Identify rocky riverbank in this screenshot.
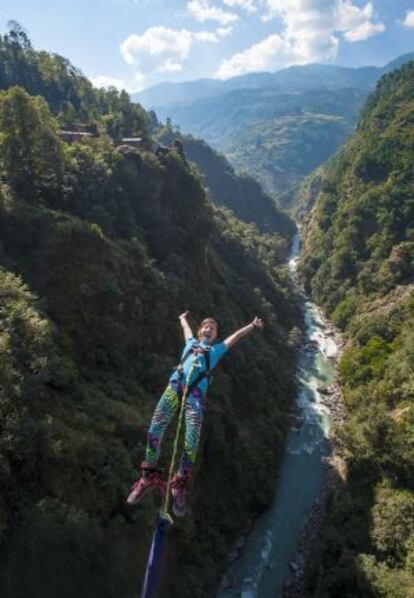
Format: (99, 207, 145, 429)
(281, 318, 347, 598)
(216, 232, 348, 598)
(217, 314, 347, 597)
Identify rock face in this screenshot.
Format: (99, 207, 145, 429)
(296, 61, 414, 597)
(219, 574, 232, 590)
(281, 306, 347, 597)
(156, 129, 296, 239)
(281, 460, 342, 598)
(218, 261, 347, 598)
(0, 34, 303, 598)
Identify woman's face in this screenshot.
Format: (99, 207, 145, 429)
(199, 321, 218, 344)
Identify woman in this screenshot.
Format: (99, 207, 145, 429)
(127, 311, 263, 516)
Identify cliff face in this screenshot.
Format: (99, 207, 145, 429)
(299, 62, 414, 316)
(156, 127, 295, 240)
(0, 31, 300, 598)
(139, 55, 414, 202)
(298, 63, 414, 597)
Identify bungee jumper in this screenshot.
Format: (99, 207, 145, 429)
(127, 311, 264, 515)
(127, 312, 263, 598)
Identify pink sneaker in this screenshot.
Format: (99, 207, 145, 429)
(126, 471, 163, 505)
(171, 472, 191, 517)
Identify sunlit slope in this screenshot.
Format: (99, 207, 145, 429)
(137, 54, 414, 200)
(299, 61, 414, 598)
(0, 26, 300, 598)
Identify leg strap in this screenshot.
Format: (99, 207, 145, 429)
(170, 472, 192, 489)
(141, 461, 164, 474)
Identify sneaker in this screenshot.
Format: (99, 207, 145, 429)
(126, 471, 162, 505)
(171, 472, 191, 517)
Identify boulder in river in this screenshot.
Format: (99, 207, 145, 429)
(317, 385, 332, 395)
(305, 340, 318, 352)
(234, 536, 246, 550)
(219, 574, 232, 590)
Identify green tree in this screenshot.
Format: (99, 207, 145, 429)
(0, 86, 65, 201)
(372, 487, 414, 564)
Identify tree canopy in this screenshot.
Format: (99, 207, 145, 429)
(299, 62, 414, 597)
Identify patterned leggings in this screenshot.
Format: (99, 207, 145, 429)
(145, 381, 206, 475)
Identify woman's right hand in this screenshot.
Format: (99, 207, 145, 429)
(179, 310, 190, 320)
(251, 316, 264, 329)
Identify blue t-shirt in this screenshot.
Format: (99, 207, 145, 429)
(170, 336, 227, 394)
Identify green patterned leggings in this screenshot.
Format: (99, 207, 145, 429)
(145, 381, 206, 475)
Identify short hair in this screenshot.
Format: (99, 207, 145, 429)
(197, 317, 219, 339)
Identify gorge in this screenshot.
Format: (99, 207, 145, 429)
(0, 21, 413, 598)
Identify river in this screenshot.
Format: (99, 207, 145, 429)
(217, 233, 341, 598)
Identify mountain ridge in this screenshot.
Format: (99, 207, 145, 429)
(298, 60, 414, 598)
(133, 52, 414, 201)
(155, 124, 295, 239)
(134, 52, 414, 109)
(0, 25, 300, 598)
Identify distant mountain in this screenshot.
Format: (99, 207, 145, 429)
(150, 84, 367, 200)
(133, 53, 414, 109)
(383, 51, 414, 72)
(156, 127, 295, 239)
(134, 53, 414, 200)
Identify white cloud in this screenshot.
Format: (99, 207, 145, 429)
(216, 0, 385, 78)
(344, 20, 384, 41)
(261, 0, 384, 42)
(335, 1, 384, 40)
(162, 59, 184, 72)
(120, 25, 225, 80)
(216, 32, 338, 79)
(216, 34, 297, 78)
(217, 26, 234, 37)
(91, 75, 130, 91)
(402, 10, 414, 28)
(194, 30, 220, 42)
(188, 0, 239, 25)
(223, 0, 256, 13)
(121, 27, 193, 68)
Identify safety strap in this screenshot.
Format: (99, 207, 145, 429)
(187, 349, 211, 393)
(178, 344, 195, 368)
(176, 342, 212, 393)
(160, 360, 198, 519)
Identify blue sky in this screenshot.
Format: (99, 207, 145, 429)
(1, 0, 413, 91)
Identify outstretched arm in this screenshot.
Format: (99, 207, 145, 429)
(179, 311, 194, 343)
(223, 316, 263, 350)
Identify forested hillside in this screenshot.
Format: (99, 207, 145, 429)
(0, 22, 150, 143)
(141, 55, 414, 203)
(153, 86, 366, 202)
(0, 22, 295, 240)
(299, 62, 414, 597)
(156, 124, 294, 238)
(0, 25, 300, 598)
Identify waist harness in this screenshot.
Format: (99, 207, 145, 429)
(174, 342, 212, 394)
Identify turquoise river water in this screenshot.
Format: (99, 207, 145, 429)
(217, 234, 340, 598)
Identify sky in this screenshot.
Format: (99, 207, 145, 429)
(1, 0, 413, 92)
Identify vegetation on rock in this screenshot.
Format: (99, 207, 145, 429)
(153, 86, 366, 202)
(299, 61, 414, 597)
(0, 24, 300, 598)
(141, 55, 414, 205)
(156, 123, 295, 239)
